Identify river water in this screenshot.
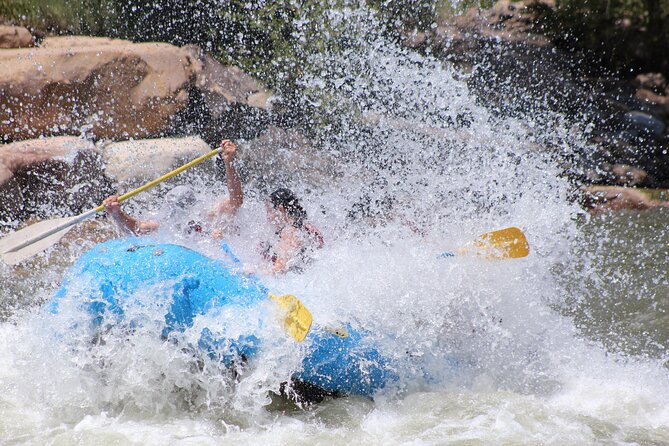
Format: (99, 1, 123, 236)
(1, 5, 668, 445)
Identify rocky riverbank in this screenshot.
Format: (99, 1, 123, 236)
(0, 29, 286, 229)
(405, 0, 668, 212)
(413, 1, 669, 190)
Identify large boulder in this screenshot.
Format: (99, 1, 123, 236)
(173, 46, 273, 145)
(581, 186, 669, 213)
(191, 47, 272, 119)
(0, 136, 97, 186)
(633, 73, 667, 95)
(0, 25, 33, 49)
(634, 89, 669, 119)
(101, 136, 212, 185)
(0, 135, 219, 230)
(0, 36, 272, 143)
(0, 137, 111, 228)
(0, 36, 199, 141)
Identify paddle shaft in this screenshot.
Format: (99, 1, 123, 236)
(101, 147, 223, 210)
(4, 209, 97, 254)
(3, 147, 222, 255)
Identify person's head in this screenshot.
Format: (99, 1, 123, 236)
(267, 188, 306, 228)
(165, 185, 197, 217)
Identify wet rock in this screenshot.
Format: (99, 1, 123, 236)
(608, 164, 650, 186)
(101, 136, 212, 185)
(0, 162, 11, 185)
(447, 0, 551, 46)
(622, 111, 666, 138)
(634, 88, 669, 105)
(430, 25, 475, 68)
(592, 135, 669, 187)
(174, 45, 273, 144)
(0, 135, 224, 229)
(190, 46, 271, 117)
(0, 136, 112, 228)
(633, 73, 667, 94)
(634, 89, 669, 118)
(0, 36, 271, 143)
(0, 25, 33, 49)
(401, 30, 428, 50)
(0, 136, 96, 187)
(0, 36, 199, 141)
(581, 186, 669, 213)
(489, 0, 526, 23)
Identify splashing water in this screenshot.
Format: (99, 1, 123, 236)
(1, 5, 668, 445)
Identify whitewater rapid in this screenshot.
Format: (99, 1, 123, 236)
(1, 5, 668, 445)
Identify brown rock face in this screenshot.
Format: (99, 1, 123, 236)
(0, 36, 201, 142)
(635, 88, 669, 105)
(101, 136, 212, 184)
(0, 136, 96, 186)
(0, 26, 33, 49)
(633, 73, 667, 94)
(609, 164, 649, 187)
(0, 37, 274, 228)
(0, 136, 112, 228)
(191, 47, 270, 119)
(582, 186, 669, 213)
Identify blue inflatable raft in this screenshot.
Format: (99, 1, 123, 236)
(49, 238, 398, 399)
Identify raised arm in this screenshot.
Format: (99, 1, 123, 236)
(209, 139, 244, 219)
(103, 195, 159, 235)
(222, 139, 243, 213)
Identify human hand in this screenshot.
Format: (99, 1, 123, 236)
(103, 195, 122, 216)
(220, 139, 237, 163)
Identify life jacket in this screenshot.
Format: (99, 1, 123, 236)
(303, 222, 325, 249)
(259, 222, 325, 268)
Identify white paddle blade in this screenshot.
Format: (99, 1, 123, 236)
(1, 217, 77, 265)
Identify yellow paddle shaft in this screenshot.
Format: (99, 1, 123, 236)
(93, 147, 222, 212)
(2, 147, 222, 257)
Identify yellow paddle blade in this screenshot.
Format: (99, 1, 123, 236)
(471, 227, 529, 259)
(268, 293, 313, 342)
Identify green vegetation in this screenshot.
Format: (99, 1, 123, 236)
(0, 0, 104, 34)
